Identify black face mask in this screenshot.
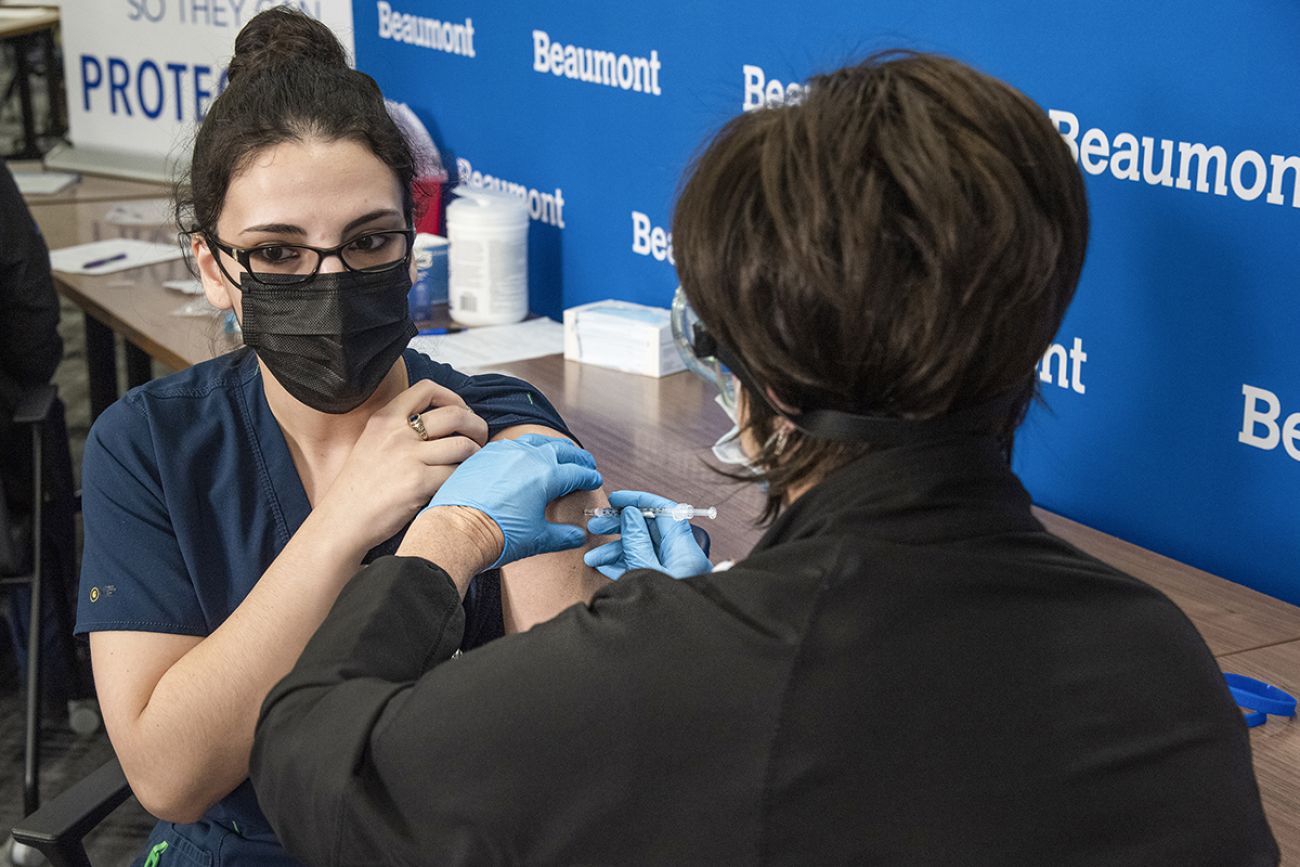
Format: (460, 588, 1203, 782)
(239, 268, 417, 414)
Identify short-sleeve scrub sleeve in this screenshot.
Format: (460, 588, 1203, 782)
(75, 398, 206, 637)
(405, 350, 577, 443)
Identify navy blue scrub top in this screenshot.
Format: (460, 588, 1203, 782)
(75, 346, 574, 865)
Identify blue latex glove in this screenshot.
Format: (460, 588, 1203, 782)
(424, 434, 603, 569)
(583, 490, 713, 580)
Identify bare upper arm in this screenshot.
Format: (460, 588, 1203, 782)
(489, 425, 612, 632)
(489, 423, 576, 445)
(488, 424, 607, 524)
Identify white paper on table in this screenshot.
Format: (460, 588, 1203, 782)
(409, 318, 564, 371)
(13, 172, 79, 196)
(49, 239, 184, 275)
(104, 198, 174, 227)
(163, 278, 204, 295)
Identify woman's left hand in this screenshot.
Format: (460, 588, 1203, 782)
(414, 434, 603, 572)
(313, 380, 489, 557)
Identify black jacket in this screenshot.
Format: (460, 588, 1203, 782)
(252, 435, 1278, 866)
(0, 160, 62, 513)
(0, 161, 61, 412)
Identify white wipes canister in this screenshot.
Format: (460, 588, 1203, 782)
(446, 187, 529, 326)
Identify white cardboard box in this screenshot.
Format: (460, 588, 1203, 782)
(563, 300, 685, 378)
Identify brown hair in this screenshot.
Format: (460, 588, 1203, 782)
(176, 7, 415, 237)
(673, 51, 1089, 522)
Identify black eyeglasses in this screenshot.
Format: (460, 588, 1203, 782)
(205, 228, 416, 287)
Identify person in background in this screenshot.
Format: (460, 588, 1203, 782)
(0, 162, 60, 408)
(251, 51, 1278, 865)
(0, 160, 87, 721)
(73, 9, 606, 867)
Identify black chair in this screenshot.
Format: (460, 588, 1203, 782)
(11, 757, 132, 867)
(1, 386, 104, 867)
(3, 388, 128, 864)
(0, 384, 60, 819)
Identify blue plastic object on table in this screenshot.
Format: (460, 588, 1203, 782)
(1224, 673, 1296, 729)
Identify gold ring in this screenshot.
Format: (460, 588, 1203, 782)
(407, 413, 430, 441)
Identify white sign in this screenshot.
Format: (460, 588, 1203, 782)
(57, 1, 354, 176)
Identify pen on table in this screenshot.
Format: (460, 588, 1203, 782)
(82, 252, 128, 270)
(417, 325, 464, 336)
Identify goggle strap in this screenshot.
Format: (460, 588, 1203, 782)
(790, 391, 1020, 445)
(691, 322, 719, 358)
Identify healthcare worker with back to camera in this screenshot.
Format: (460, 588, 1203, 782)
(250, 51, 1278, 865)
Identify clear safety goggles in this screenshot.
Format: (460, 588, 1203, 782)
(670, 286, 737, 413)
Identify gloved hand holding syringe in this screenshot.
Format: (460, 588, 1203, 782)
(584, 491, 716, 580)
(584, 504, 717, 522)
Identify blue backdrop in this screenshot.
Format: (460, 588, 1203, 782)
(354, 0, 1300, 604)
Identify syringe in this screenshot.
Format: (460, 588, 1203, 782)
(585, 505, 718, 522)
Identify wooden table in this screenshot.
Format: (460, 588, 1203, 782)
(29, 198, 1300, 859)
(33, 198, 239, 418)
(1215, 640, 1300, 852)
(0, 6, 61, 159)
(13, 160, 174, 206)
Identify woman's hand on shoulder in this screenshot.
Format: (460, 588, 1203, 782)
(314, 380, 489, 553)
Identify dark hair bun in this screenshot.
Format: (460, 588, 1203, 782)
(226, 7, 348, 84)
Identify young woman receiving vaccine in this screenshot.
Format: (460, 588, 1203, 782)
(73, 9, 605, 865)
